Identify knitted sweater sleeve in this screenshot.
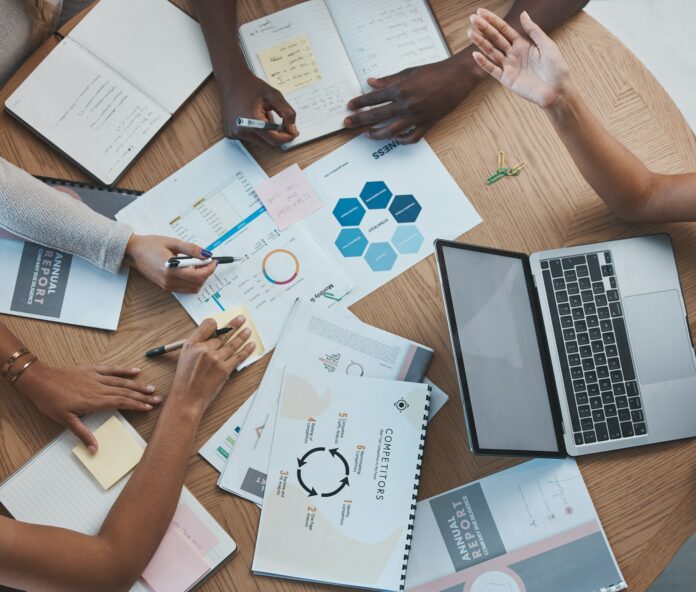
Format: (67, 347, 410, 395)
(0, 158, 133, 273)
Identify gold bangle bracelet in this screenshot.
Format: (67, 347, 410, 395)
(8, 355, 38, 384)
(2, 348, 29, 377)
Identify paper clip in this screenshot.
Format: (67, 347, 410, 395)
(323, 292, 342, 302)
(497, 150, 505, 171)
(507, 162, 527, 176)
(486, 169, 509, 185)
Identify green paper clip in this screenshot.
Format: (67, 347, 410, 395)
(323, 292, 342, 302)
(486, 169, 510, 185)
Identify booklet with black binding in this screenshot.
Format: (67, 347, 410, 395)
(4, 0, 212, 185)
(0, 178, 140, 330)
(253, 367, 431, 591)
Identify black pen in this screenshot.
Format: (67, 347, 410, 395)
(145, 327, 232, 358)
(165, 256, 237, 269)
(235, 116, 284, 131)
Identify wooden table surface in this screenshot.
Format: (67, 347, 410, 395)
(2, 1, 696, 590)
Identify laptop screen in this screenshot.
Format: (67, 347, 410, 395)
(437, 242, 563, 455)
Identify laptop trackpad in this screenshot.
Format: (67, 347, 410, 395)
(624, 290, 696, 385)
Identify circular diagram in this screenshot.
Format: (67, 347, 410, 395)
(262, 249, 300, 285)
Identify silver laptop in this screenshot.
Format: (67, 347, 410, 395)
(434, 234, 696, 457)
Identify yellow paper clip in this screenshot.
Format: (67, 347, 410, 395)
(507, 161, 527, 176)
(497, 151, 505, 171)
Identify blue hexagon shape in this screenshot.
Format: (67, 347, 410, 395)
(391, 225, 424, 254)
(364, 242, 397, 272)
(333, 197, 365, 227)
(389, 194, 421, 223)
(335, 228, 368, 257)
(360, 181, 392, 210)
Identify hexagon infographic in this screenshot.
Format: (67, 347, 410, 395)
(333, 198, 365, 227)
(335, 228, 368, 257)
(360, 181, 393, 209)
(389, 194, 422, 223)
(333, 181, 425, 271)
(365, 243, 398, 271)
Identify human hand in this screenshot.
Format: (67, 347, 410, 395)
(124, 234, 217, 294)
(344, 57, 476, 143)
(15, 362, 160, 453)
(168, 316, 256, 414)
(220, 73, 299, 148)
(469, 9, 570, 108)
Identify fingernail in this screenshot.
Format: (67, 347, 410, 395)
(153, 395, 162, 402)
(201, 249, 213, 258)
(147, 385, 156, 392)
(132, 367, 140, 373)
(248, 342, 256, 350)
(235, 315, 245, 324)
(242, 328, 251, 336)
(145, 404, 153, 410)
(344, 118, 352, 127)
(88, 445, 97, 455)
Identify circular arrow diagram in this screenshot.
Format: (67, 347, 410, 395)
(296, 447, 350, 498)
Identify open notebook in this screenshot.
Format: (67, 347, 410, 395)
(239, 0, 450, 148)
(4, 0, 212, 185)
(0, 412, 237, 592)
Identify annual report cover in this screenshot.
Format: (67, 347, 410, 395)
(253, 367, 431, 591)
(404, 458, 626, 592)
(0, 180, 136, 330)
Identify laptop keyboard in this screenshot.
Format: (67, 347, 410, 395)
(541, 251, 647, 446)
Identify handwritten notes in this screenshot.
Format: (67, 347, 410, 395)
(211, 305, 265, 361)
(255, 164, 323, 230)
(258, 35, 322, 93)
(142, 502, 215, 592)
(72, 416, 144, 489)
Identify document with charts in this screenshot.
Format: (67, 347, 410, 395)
(116, 140, 353, 361)
(218, 300, 434, 505)
(303, 134, 482, 306)
(238, 0, 449, 147)
(404, 458, 626, 592)
(253, 367, 431, 591)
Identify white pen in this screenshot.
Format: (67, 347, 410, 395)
(165, 256, 237, 269)
(235, 116, 284, 131)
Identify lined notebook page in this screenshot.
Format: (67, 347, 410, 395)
(0, 412, 236, 592)
(326, 0, 450, 92)
(239, 0, 361, 147)
(5, 38, 170, 185)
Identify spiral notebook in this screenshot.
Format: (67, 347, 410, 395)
(253, 367, 431, 591)
(0, 178, 140, 330)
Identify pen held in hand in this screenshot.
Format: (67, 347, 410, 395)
(165, 256, 238, 269)
(235, 116, 284, 132)
(145, 327, 233, 358)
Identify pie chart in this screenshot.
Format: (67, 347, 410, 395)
(262, 249, 300, 285)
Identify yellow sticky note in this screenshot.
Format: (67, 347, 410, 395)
(258, 34, 322, 94)
(73, 416, 144, 490)
(210, 306, 265, 358)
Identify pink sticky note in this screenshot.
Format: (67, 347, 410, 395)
(255, 164, 323, 230)
(142, 503, 216, 592)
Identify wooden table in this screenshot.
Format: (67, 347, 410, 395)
(2, 1, 696, 590)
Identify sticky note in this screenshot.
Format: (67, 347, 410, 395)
(170, 502, 219, 556)
(258, 34, 322, 94)
(72, 416, 144, 490)
(210, 306, 265, 361)
(255, 164, 323, 230)
(142, 521, 211, 592)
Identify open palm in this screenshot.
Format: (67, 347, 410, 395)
(469, 9, 569, 108)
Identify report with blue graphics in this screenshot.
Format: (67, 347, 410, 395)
(405, 458, 625, 592)
(116, 140, 354, 364)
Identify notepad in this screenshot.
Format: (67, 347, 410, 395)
(255, 164, 323, 230)
(239, 0, 449, 148)
(0, 412, 238, 592)
(73, 416, 144, 489)
(5, 0, 212, 184)
(211, 306, 265, 368)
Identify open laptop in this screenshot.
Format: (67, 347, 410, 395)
(435, 234, 696, 457)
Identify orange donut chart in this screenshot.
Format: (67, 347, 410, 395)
(262, 249, 300, 285)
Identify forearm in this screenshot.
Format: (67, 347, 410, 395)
(454, 0, 589, 88)
(0, 394, 204, 592)
(0, 159, 132, 273)
(195, 0, 250, 93)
